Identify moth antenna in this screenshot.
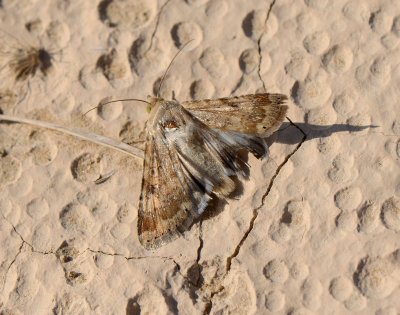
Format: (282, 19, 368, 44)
(83, 98, 150, 116)
(157, 39, 194, 98)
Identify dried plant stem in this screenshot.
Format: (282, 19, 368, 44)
(0, 114, 145, 159)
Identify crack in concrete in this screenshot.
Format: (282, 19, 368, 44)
(203, 119, 307, 314)
(6, 242, 25, 273)
(201, 1, 311, 312)
(227, 117, 306, 271)
(181, 219, 205, 289)
(196, 220, 204, 265)
(0, 239, 24, 293)
(144, 0, 172, 56)
(1, 213, 180, 262)
(87, 248, 195, 290)
(87, 248, 182, 268)
(0, 214, 188, 287)
(0, 213, 55, 294)
(257, 0, 277, 92)
(1, 214, 56, 257)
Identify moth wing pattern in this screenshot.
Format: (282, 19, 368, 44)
(138, 129, 210, 249)
(182, 93, 288, 137)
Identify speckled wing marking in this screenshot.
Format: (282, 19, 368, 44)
(137, 133, 197, 249)
(182, 93, 288, 137)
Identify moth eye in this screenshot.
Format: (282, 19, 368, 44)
(163, 120, 179, 129)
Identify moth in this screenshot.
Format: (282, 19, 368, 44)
(0, 93, 287, 249)
(138, 93, 287, 249)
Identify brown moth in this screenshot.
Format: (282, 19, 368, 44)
(0, 93, 287, 250)
(138, 93, 287, 249)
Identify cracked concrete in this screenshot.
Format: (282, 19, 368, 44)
(1, 213, 186, 282)
(1, 241, 24, 293)
(256, 0, 276, 92)
(1, 0, 307, 312)
(143, 0, 172, 56)
(2, 0, 398, 313)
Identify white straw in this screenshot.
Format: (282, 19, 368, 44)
(0, 114, 145, 160)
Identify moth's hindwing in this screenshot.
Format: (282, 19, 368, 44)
(182, 93, 288, 137)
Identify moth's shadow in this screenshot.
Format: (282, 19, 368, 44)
(200, 196, 228, 222)
(276, 122, 376, 145)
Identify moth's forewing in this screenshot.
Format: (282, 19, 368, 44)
(138, 100, 211, 249)
(137, 130, 196, 249)
(182, 93, 288, 137)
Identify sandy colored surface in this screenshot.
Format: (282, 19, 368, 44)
(1, 0, 400, 314)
